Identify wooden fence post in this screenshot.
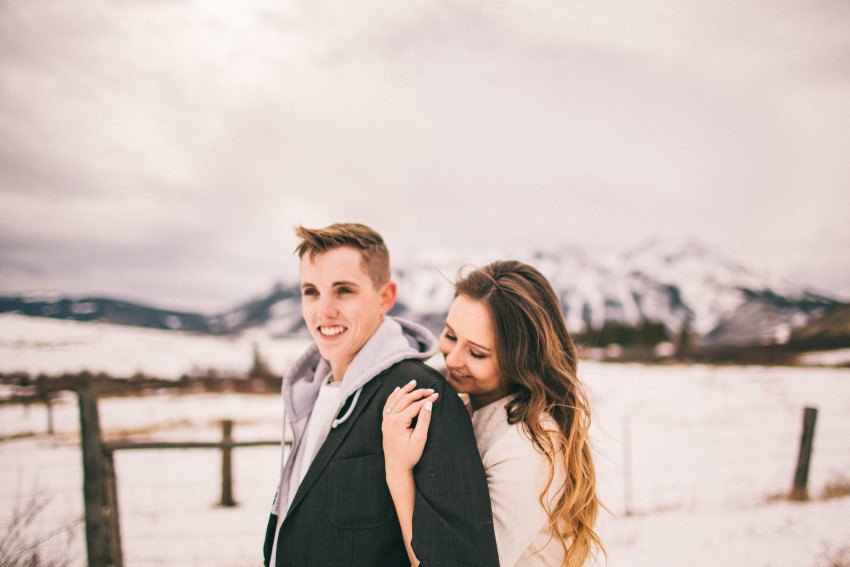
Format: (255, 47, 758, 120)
(45, 393, 55, 435)
(791, 406, 818, 501)
(103, 450, 124, 567)
(623, 413, 633, 516)
(219, 420, 237, 507)
(79, 387, 118, 566)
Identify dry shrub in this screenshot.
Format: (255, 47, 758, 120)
(816, 543, 850, 567)
(0, 489, 78, 567)
(821, 473, 850, 500)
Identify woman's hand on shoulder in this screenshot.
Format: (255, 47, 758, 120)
(382, 379, 439, 473)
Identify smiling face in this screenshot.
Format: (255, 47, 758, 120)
(300, 246, 396, 381)
(439, 294, 506, 410)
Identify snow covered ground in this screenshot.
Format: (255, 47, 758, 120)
(0, 314, 312, 379)
(2, 314, 850, 566)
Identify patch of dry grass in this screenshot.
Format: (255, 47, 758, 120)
(816, 543, 850, 567)
(0, 489, 79, 567)
(820, 473, 850, 501)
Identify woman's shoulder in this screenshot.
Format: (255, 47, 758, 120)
(471, 397, 533, 459)
(472, 399, 565, 461)
(473, 400, 567, 567)
(471, 396, 511, 440)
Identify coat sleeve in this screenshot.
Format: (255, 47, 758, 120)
(482, 423, 563, 567)
(408, 369, 500, 567)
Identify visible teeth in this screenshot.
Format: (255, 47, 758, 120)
(320, 326, 346, 337)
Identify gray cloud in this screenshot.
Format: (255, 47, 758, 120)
(2, 0, 849, 310)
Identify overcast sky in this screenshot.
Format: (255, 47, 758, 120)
(2, 0, 849, 313)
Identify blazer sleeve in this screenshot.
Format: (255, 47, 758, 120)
(408, 370, 500, 567)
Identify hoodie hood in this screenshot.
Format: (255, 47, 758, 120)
(270, 316, 438, 522)
(282, 316, 438, 436)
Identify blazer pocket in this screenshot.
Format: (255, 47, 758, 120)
(327, 454, 395, 529)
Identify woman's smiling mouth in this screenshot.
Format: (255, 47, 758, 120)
(448, 368, 473, 381)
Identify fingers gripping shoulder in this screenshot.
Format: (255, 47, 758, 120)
(390, 364, 466, 414)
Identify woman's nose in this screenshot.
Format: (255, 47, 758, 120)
(443, 344, 461, 367)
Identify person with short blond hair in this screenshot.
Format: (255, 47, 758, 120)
(264, 222, 499, 567)
(293, 223, 391, 288)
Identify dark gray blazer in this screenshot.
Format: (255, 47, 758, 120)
(264, 359, 499, 567)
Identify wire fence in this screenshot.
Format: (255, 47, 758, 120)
(2, 366, 850, 566)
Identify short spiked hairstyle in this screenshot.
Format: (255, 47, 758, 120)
(294, 223, 391, 289)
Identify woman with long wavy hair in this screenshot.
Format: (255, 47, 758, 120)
(383, 260, 604, 567)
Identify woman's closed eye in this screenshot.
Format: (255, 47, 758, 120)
(444, 331, 486, 359)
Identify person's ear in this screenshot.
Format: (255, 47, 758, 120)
(379, 281, 397, 314)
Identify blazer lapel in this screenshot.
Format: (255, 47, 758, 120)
(284, 376, 384, 518)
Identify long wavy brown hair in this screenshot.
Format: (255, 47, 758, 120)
(454, 260, 604, 567)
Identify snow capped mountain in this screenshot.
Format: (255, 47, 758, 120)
(386, 240, 837, 347)
(389, 240, 840, 347)
(208, 283, 303, 336)
(623, 239, 757, 334)
(1, 240, 844, 348)
(619, 239, 838, 344)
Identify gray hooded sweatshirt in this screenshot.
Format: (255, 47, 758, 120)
(268, 316, 437, 561)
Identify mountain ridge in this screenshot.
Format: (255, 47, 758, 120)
(1, 240, 845, 350)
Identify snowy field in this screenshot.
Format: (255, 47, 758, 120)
(2, 314, 850, 566)
(0, 314, 313, 380)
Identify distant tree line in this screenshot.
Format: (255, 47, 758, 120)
(572, 319, 695, 359)
(0, 345, 283, 403)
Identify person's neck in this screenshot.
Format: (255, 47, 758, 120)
(470, 390, 506, 412)
(329, 362, 348, 382)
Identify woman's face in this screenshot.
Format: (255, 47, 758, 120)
(439, 294, 506, 410)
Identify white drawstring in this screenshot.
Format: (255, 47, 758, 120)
(331, 387, 363, 428)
